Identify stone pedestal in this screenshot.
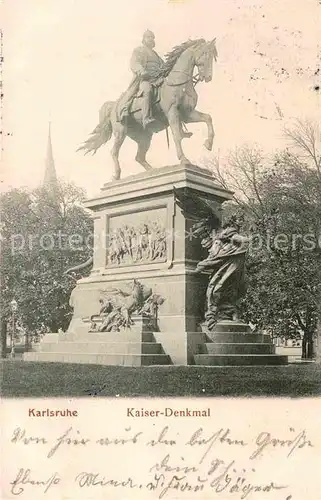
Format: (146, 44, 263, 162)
(67, 164, 232, 365)
(25, 164, 232, 366)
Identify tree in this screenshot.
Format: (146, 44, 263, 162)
(283, 120, 321, 359)
(1, 188, 37, 356)
(0, 181, 93, 351)
(203, 120, 321, 359)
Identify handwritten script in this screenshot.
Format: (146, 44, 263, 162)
(6, 422, 314, 498)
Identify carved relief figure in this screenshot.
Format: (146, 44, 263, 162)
(64, 220, 167, 275)
(89, 280, 164, 332)
(108, 221, 166, 265)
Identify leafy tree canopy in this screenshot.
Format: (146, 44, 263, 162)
(1, 181, 93, 334)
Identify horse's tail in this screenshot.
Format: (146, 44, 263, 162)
(77, 101, 114, 155)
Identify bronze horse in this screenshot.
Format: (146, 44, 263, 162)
(79, 38, 218, 180)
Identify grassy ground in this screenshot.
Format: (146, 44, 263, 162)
(1, 360, 321, 397)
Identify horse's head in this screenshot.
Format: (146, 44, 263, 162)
(194, 38, 218, 83)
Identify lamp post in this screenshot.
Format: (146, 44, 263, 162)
(10, 299, 17, 359)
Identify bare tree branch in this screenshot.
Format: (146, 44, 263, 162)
(284, 119, 321, 178)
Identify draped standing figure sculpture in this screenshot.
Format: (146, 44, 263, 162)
(174, 188, 249, 331)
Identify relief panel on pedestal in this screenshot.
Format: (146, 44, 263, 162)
(106, 207, 168, 268)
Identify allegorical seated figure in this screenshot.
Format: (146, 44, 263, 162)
(88, 280, 164, 333)
(90, 298, 123, 332)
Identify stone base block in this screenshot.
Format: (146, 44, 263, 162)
(29, 341, 163, 355)
(24, 352, 171, 366)
(68, 274, 207, 336)
(204, 332, 272, 344)
(194, 354, 288, 366)
(63, 331, 156, 343)
(198, 343, 275, 355)
(153, 331, 205, 365)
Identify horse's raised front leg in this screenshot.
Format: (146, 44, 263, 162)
(167, 108, 191, 165)
(184, 109, 214, 151)
(111, 123, 126, 180)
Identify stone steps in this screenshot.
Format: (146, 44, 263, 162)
(206, 322, 251, 333)
(205, 333, 272, 344)
(194, 354, 288, 366)
(24, 352, 171, 366)
(198, 343, 275, 355)
(60, 331, 156, 343)
(24, 324, 171, 366)
(194, 321, 288, 366)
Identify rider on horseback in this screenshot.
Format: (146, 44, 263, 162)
(116, 30, 164, 127)
(80, 36, 218, 180)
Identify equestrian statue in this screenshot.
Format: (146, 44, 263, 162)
(78, 30, 218, 180)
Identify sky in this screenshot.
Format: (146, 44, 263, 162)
(1, 0, 320, 196)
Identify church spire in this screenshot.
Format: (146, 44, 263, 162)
(43, 122, 58, 189)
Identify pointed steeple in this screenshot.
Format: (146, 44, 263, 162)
(43, 122, 58, 189)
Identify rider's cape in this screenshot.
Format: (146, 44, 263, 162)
(115, 75, 164, 123)
(115, 45, 164, 123)
(115, 74, 141, 123)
